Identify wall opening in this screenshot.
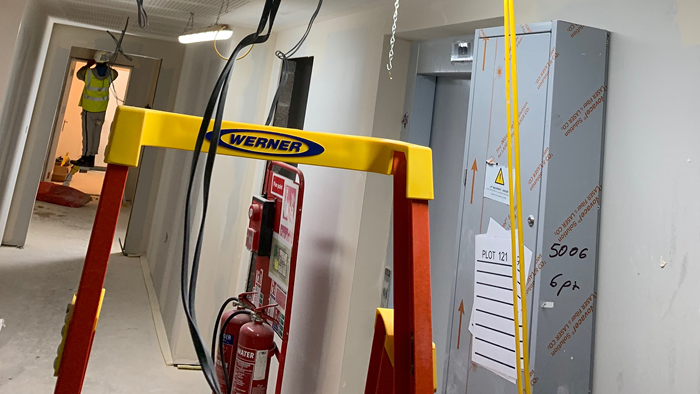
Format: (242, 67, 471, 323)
(272, 56, 314, 130)
(246, 56, 314, 292)
(46, 59, 131, 195)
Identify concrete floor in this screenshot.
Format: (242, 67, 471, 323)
(62, 171, 105, 196)
(0, 199, 207, 393)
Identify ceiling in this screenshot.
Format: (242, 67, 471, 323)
(44, 0, 382, 40)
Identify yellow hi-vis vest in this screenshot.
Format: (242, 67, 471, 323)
(80, 70, 110, 113)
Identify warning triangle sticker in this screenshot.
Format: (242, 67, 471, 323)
(495, 168, 505, 185)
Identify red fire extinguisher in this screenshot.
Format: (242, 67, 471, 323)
(215, 305, 253, 394)
(232, 305, 278, 394)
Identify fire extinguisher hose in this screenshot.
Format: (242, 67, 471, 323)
(219, 310, 253, 394)
(211, 297, 239, 360)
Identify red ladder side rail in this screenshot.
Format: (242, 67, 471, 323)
(392, 152, 434, 394)
(54, 164, 129, 394)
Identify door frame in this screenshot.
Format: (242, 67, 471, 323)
(2, 46, 161, 247)
(43, 55, 133, 180)
(385, 34, 475, 394)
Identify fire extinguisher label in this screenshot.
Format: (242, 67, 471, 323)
(253, 350, 268, 380)
(234, 345, 270, 393)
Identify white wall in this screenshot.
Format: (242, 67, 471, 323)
(268, 6, 503, 393)
(1, 23, 185, 246)
(0, 0, 29, 103)
(256, 0, 700, 393)
(263, 7, 399, 393)
(362, 0, 700, 393)
(144, 29, 278, 363)
(338, 34, 412, 394)
(511, 0, 700, 393)
(0, 0, 50, 244)
(398, 0, 502, 35)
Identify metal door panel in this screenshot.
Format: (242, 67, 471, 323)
(445, 31, 553, 394)
(429, 77, 471, 392)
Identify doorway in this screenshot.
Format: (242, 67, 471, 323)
(46, 59, 131, 195)
(394, 35, 474, 393)
(427, 76, 471, 393)
(2, 46, 162, 247)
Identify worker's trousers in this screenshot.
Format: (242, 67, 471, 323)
(81, 110, 106, 157)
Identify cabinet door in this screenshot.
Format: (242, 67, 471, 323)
(444, 31, 553, 394)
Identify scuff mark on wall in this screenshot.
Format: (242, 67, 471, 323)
(668, 344, 676, 390)
(616, 371, 624, 391)
(662, 253, 688, 319)
(676, 0, 700, 46)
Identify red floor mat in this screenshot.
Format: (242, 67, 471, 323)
(36, 182, 92, 208)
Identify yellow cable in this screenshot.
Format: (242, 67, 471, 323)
(236, 44, 254, 60)
(503, 4, 524, 394)
(505, 0, 533, 392)
(213, 26, 254, 61)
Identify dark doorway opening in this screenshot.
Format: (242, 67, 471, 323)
(246, 56, 314, 292)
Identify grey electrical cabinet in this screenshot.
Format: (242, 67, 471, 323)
(443, 21, 609, 393)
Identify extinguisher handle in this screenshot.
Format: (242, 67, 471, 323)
(237, 292, 257, 309)
(255, 303, 278, 314)
(255, 303, 280, 326)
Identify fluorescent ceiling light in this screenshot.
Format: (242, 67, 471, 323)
(179, 24, 233, 44)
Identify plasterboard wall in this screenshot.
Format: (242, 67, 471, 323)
(397, 0, 502, 36)
(354, 0, 700, 392)
(143, 28, 278, 364)
(512, 0, 700, 393)
(260, 7, 398, 393)
(0, 0, 50, 244)
(1, 23, 185, 246)
(267, 4, 507, 393)
(247, 0, 700, 392)
(337, 34, 412, 394)
(0, 0, 29, 104)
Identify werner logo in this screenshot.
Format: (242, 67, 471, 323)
(205, 129, 325, 158)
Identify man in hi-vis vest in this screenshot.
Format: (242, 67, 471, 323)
(70, 51, 118, 168)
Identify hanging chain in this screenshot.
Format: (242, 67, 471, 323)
(216, 0, 224, 24)
(386, 0, 399, 80)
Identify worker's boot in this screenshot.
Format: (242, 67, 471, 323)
(70, 156, 94, 168)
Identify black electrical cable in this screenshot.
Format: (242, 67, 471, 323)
(181, 1, 281, 393)
(265, 0, 323, 125)
(182, 0, 323, 390)
(104, 19, 132, 106)
(211, 297, 238, 362)
(136, 0, 149, 29)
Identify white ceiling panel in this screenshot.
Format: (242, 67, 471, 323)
(45, 0, 382, 40)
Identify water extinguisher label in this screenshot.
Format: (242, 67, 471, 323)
(253, 350, 268, 380)
(234, 345, 269, 393)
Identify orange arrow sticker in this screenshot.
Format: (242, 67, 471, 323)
(457, 300, 465, 349)
(482, 38, 489, 71)
(469, 159, 478, 204)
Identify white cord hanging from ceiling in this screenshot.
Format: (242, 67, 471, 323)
(386, 0, 400, 80)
